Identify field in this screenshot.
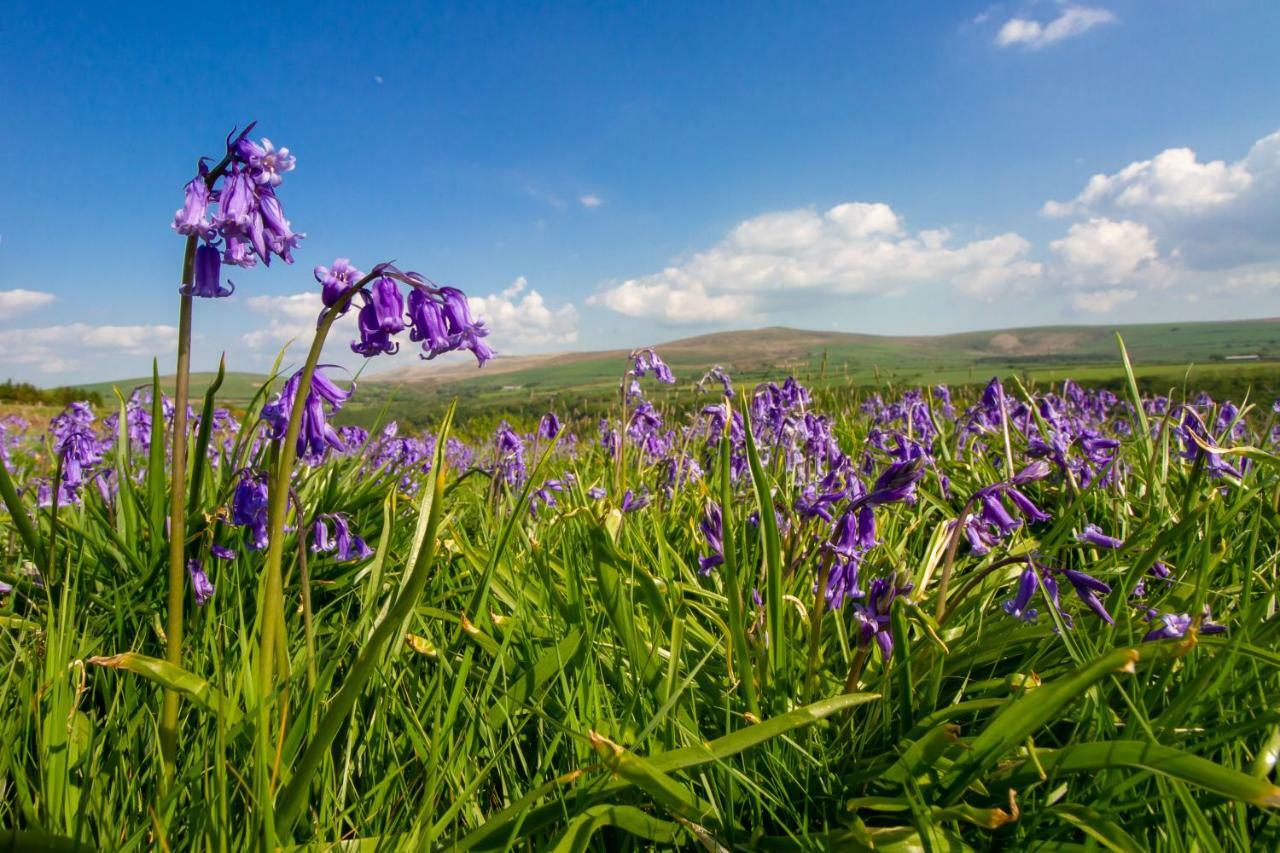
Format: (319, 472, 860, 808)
(4, 326, 1280, 849)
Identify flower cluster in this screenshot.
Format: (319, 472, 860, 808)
(312, 513, 373, 561)
(312, 260, 495, 366)
(262, 367, 352, 464)
(173, 126, 303, 297)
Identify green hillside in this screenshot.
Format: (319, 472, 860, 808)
(44, 319, 1280, 428)
(345, 319, 1280, 426)
(77, 372, 277, 406)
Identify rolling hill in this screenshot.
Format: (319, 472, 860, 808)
(53, 318, 1280, 427)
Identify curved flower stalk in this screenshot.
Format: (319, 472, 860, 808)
(252, 261, 490, 841)
(161, 124, 302, 785)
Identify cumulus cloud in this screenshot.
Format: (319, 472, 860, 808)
(468, 277, 578, 349)
(579, 194, 603, 209)
(1209, 268, 1280, 297)
(0, 289, 56, 317)
(995, 5, 1115, 49)
(1050, 218, 1161, 285)
(588, 201, 1042, 323)
(1044, 146, 1255, 218)
(1044, 130, 1280, 270)
(0, 323, 176, 373)
(242, 292, 358, 351)
(1041, 129, 1280, 315)
(1070, 288, 1137, 314)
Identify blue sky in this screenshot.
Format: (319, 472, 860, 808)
(2, 1, 1279, 384)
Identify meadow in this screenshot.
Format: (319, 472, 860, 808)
(4, 127, 1280, 851)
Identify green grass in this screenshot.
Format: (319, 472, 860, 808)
(3, 337, 1280, 848)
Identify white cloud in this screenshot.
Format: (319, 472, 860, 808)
(1044, 146, 1254, 218)
(242, 292, 358, 351)
(588, 201, 1042, 323)
(0, 323, 176, 373)
(468, 277, 578, 349)
(1210, 268, 1280, 296)
(1050, 217, 1160, 285)
(995, 5, 1115, 49)
(579, 194, 603, 209)
(1070, 288, 1137, 314)
(1044, 129, 1280, 276)
(0, 289, 56, 317)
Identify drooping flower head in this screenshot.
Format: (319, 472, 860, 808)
(315, 258, 365, 310)
(632, 348, 676, 384)
(312, 513, 373, 562)
(182, 243, 233, 298)
(261, 366, 352, 463)
(188, 559, 215, 606)
(230, 470, 270, 550)
(538, 412, 562, 441)
(1076, 524, 1123, 550)
(698, 502, 724, 575)
(172, 124, 304, 293)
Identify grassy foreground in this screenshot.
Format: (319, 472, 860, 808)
(3, 343, 1280, 850)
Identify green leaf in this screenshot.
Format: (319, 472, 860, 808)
(718, 421, 759, 716)
(549, 804, 683, 853)
(187, 353, 226, 517)
(1050, 803, 1144, 853)
(589, 730, 718, 825)
(995, 740, 1280, 808)
(88, 653, 243, 724)
(740, 398, 784, 679)
(146, 359, 167, 563)
(487, 631, 585, 726)
(939, 647, 1142, 802)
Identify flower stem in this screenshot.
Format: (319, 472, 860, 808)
(802, 551, 834, 704)
(254, 275, 371, 840)
(159, 234, 197, 788)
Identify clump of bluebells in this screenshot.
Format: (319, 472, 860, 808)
(173, 126, 302, 297)
(315, 260, 494, 366)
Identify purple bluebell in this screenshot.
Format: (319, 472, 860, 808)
(1002, 568, 1040, 624)
(231, 471, 270, 550)
(407, 288, 452, 356)
(312, 513, 372, 561)
(439, 287, 495, 365)
(367, 277, 407, 333)
(492, 423, 527, 486)
(1076, 524, 1123, 550)
(211, 544, 236, 560)
(1005, 487, 1050, 523)
(262, 367, 352, 463)
(315, 259, 365, 310)
(698, 502, 724, 575)
(182, 243, 234, 298)
(188, 558, 215, 606)
(172, 166, 213, 237)
(1143, 610, 1225, 642)
(621, 489, 649, 513)
(853, 576, 911, 658)
(330, 514, 371, 560)
(863, 458, 925, 507)
(257, 185, 303, 263)
(698, 366, 734, 398)
(538, 412, 562, 440)
(1012, 460, 1052, 484)
(234, 137, 295, 187)
(1062, 568, 1113, 624)
(632, 348, 676, 384)
(351, 300, 401, 357)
